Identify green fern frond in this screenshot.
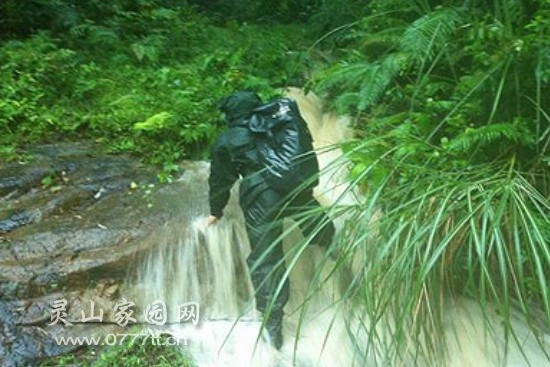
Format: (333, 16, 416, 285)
(87, 26, 120, 46)
(447, 122, 535, 153)
(131, 35, 167, 63)
(318, 62, 371, 91)
(316, 7, 464, 114)
(320, 55, 404, 112)
(370, 112, 411, 128)
(399, 7, 463, 62)
(334, 92, 360, 113)
(358, 27, 409, 50)
(358, 53, 407, 111)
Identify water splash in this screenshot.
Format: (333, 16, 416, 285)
(134, 194, 361, 366)
(132, 89, 550, 367)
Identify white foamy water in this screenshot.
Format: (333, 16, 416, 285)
(135, 203, 358, 366)
(131, 88, 550, 367)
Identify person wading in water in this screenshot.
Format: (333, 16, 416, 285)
(204, 90, 335, 349)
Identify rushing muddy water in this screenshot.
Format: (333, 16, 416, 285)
(132, 88, 550, 367)
(133, 180, 358, 367)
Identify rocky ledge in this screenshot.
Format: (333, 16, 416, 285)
(0, 142, 210, 366)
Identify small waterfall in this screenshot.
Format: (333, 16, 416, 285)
(132, 164, 361, 366)
(132, 89, 550, 367)
(128, 87, 363, 366)
(135, 194, 253, 322)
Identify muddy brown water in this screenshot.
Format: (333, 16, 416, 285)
(1, 89, 549, 366)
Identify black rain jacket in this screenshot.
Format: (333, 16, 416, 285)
(208, 91, 266, 218)
(208, 118, 267, 218)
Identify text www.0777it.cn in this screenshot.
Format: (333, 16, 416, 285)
(54, 333, 186, 346)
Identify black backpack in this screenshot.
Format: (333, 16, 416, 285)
(247, 98, 319, 192)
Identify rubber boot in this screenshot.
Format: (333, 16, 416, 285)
(265, 313, 283, 350)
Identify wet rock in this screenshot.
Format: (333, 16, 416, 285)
(0, 166, 53, 197)
(0, 142, 211, 366)
(0, 299, 68, 367)
(0, 209, 43, 233)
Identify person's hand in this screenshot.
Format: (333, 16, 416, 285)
(202, 215, 219, 229)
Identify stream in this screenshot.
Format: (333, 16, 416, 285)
(1, 88, 549, 366)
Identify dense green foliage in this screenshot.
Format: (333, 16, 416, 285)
(0, 1, 312, 179)
(3, 0, 550, 365)
(314, 1, 549, 172)
(308, 0, 550, 364)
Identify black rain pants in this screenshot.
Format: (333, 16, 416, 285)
(241, 187, 335, 320)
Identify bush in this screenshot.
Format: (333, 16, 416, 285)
(0, 6, 314, 177)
